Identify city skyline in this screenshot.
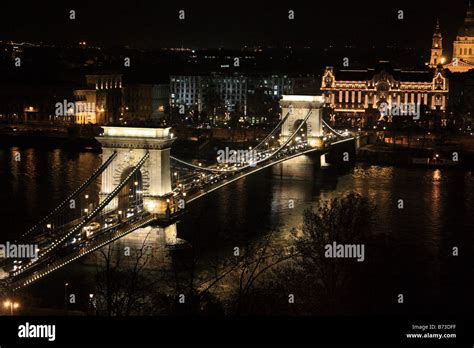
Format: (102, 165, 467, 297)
(0, 0, 470, 51)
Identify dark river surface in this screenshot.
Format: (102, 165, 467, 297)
(1, 146, 473, 315)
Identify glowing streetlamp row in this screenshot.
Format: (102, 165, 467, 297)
(17, 216, 156, 290)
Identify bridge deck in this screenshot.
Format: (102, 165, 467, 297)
(11, 214, 157, 290)
(186, 146, 326, 203)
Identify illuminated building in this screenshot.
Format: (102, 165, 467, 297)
(73, 89, 97, 124)
(429, 19, 443, 68)
(169, 74, 247, 113)
(169, 73, 293, 115)
(321, 61, 449, 127)
(444, 1, 474, 72)
(75, 75, 169, 125)
(73, 74, 122, 124)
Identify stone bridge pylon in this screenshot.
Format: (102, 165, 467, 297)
(96, 127, 175, 215)
(279, 95, 324, 148)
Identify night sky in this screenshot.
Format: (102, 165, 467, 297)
(0, 0, 470, 51)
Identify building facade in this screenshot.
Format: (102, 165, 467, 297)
(73, 89, 97, 124)
(90, 74, 122, 125)
(73, 74, 122, 124)
(169, 73, 293, 115)
(73, 75, 169, 125)
(170, 76, 206, 112)
(445, 1, 474, 72)
(320, 61, 449, 127)
(121, 84, 169, 123)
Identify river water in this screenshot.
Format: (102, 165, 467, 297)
(1, 146, 473, 315)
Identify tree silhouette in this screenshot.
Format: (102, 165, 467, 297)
(283, 193, 375, 314)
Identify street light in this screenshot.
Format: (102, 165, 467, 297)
(64, 283, 69, 309)
(4, 300, 19, 315)
(89, 293, 96, 313)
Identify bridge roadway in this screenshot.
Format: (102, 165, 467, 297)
(10, 211, 156, 290)
(183, 144, 325, 203)
(173, 135, 355, 203)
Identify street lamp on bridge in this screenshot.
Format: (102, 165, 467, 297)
(64, 283, 69, 309)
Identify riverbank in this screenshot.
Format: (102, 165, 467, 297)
(0, 123, 102, 151)
(0, 123, 266, 153)
(0, 124, 267, 162)
(357, 143, 474, 170)
(1, 123, 473, 170)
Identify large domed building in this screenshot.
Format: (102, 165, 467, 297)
(444, 1, 474, 72)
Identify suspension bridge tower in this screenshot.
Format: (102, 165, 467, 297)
(280, 95, 324, 148)
(96, 127, 175, 216)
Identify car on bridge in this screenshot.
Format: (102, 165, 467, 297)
(82, 222, 101, 239)
(104, 214, 119, 226)
(126, 205, 143, 218)
(64, 235, 83, 247)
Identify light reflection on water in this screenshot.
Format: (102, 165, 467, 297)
(0, 147, 473, 313)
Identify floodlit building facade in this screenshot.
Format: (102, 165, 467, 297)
(320, 62, 449, 127)
(444, 1, 474, 72)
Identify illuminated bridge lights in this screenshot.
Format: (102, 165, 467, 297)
(11, 116, 354, 290)
(15, 153, 150, 277)
(14, 216, 156, 290)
